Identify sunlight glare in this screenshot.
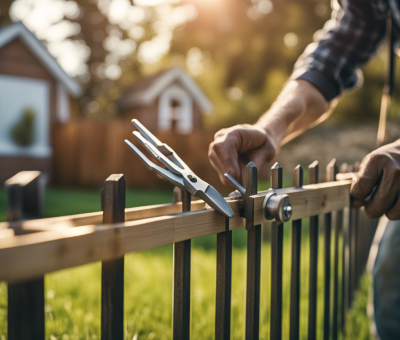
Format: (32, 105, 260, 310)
(284, 33, 299, 47)
(109, 0, 130, 23)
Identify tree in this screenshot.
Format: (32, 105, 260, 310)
(0, 0, 13, 26)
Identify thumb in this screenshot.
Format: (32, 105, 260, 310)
(350, 155, 380, 201)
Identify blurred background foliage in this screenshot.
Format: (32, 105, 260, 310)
(1, 0, 399, 130)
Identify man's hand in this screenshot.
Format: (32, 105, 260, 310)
(208, 80, 329, 187)
(208, 125, 277, 186)
(351, 140, 400, 220)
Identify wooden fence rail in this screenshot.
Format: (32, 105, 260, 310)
(0, 161, 378, 340)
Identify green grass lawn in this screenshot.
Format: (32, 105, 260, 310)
(0, 186, 373, 339)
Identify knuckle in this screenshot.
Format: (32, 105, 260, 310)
(211, 141, 224, 153)
(386, 210, 400, 220)
(370, 150, 388, 164)
(214, 128, 226, 139)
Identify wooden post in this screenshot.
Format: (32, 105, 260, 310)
(290, 165, 303, 340)
(244, 162, 261, 340)
(101, 174, 125, 340)
(6, 171, 45, 340)
(307, 161, 319, 340)
(270, 162, 283, 340)
(173, 189, 191, 340)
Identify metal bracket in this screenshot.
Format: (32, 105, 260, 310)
(224, 172, 293, 224)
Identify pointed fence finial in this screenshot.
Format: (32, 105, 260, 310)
(245, 162, 258, 197)
(326, 159, 338, 182)
(308, 161, 319, 185)
(293, 165, 303, 188)
(271, 162, 282, 190)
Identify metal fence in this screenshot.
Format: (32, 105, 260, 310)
(0, 159, 378, 340)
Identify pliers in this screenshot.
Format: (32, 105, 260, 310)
(125, 119, 234, 218)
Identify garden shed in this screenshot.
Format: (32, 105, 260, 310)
(117, 67, 213, 134)
(0, 21, 82, 183)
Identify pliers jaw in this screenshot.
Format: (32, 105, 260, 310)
(125, 120, 235, 218)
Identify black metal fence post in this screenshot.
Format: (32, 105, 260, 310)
(101, 174, 125, 340)
(270, 162, 283, 340)
(290, 165, 303, 340)
(215, 217, 232, 340)
(323, 159, 337, 340)
(6, 171, 45, 340)
(308, 161, 319, 340)
(332, 166, 340, 340)
(173, 189, 192, 340)
(339, 163, 349, 332)
(244, 162, 261, 340)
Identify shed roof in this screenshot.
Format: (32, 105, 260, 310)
(0, 21, 83, 97)
(118, 67, 213, 113)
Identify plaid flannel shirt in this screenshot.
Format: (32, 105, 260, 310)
(291, 0, 400, 101)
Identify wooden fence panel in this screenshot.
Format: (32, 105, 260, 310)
(52, 122, 80, 185)
(52, 121, 224, 191)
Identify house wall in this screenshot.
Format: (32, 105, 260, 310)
(0, 38, 58, 124)
(0, 37, 58, 181)
(120, 100, 160, 132)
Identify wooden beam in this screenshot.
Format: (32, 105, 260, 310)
(252, 180, 351, 225)
(0, 180, 351, 283)
(0, 201, 208, 234)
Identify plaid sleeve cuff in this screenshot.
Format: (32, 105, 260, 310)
(292, 69, 340, 102)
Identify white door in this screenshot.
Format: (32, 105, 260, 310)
(158, 84, 193, 134)
(0, 74, 51, 158)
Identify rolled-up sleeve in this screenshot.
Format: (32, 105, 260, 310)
(291, 0, 388, 102)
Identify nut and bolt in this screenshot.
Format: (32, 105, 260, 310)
(262, 189, 292, 223)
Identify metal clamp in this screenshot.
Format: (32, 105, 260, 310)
(224, 174, 292, 223)
(262, 189, 292, 223)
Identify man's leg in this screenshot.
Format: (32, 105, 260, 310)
(373, 219, 400, 339)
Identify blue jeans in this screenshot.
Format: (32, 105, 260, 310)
(373, 219, 400, 340)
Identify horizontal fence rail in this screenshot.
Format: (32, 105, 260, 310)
(0, 163, 379, 340)
(0, 180, 352, 283)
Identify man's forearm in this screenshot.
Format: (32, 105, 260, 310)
(254, 79, 330, 147)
